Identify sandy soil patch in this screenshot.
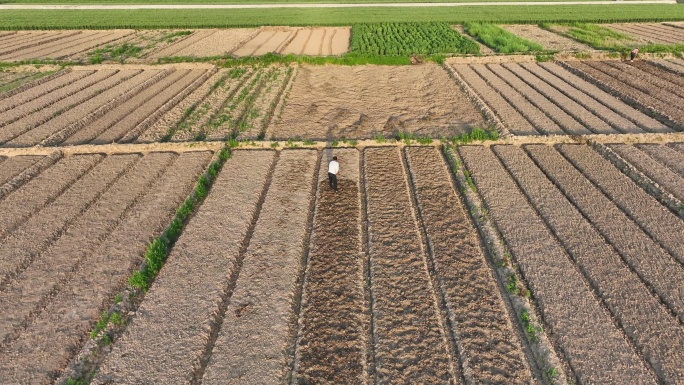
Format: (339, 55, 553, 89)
(606, 23, 684, 45)
(234, 26, 350, 57)
(501, 24, 592, 51)
(269, 63, 485, 140)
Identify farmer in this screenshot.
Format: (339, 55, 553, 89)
(328, 156, 339, 192)
(630, 47, 639, 61)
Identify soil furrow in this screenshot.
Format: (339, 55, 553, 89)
(288, 149, 366, 385)
(38, 69, 165, 147)
(363, 146, 454, 385)
(0, 152, 211, 385)
(254, 31, 294, 56)
(0, 152, 61, 200)
(23, 31, 133, 61)
(237, 67, 292, 140)
(650, 59, 684, 75)
(331, 28, 350, 55)
(0, 68, 70, 103)
(504, 63, 615, 134)
(0, 70, 90, 114)
(521, 63, 644, 133)
(557, 144, 684, 266)
(61, 69, 191, 145)
(487, 64, 590, 135)
(0, 70, 104, 128)
(608, 24, 680, 44)
(281, 28, 311, 55)
(92, 69, 207, 144)
(150, 30, 217, 59)
(575, 61, 684, 125)
(0, 155, 43, 186)
(495, 144, 684, 385)
(233, 30, 277, 57)
(603, 61, 684, 100)
(92, 150, 275, 384)
(630, 61, 684, 89)
(0, 154, 142, 343)
(451, 64, 539, 135)
(0, 32, 47, 51)
(0, 31, 81, 59)
(139, 69, 226, 142)
(6, 32, 110, 60)
(637, 143, 684, 178)
(525, 144, 684, 323)
(0, 69, 128, 146)
(0, 155, 100, 241)
(546, 62, 670, 132)
(458, 145, 656, 385)
(303, 29, 325, 56)
(471, 64, 563, 135)
(406, 146, 533, 384)
(609, 143, 684, 203)
(201, 149, 318, 385)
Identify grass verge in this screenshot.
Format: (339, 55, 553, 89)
(464, 22, 544, 53)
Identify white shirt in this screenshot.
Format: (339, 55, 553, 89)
(328, 160, 339, 175)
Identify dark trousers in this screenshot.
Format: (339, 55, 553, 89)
(328, 172, 338, 191)
(630, 51, 636, 60)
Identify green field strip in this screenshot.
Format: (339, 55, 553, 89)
(0, 5, 683, 29)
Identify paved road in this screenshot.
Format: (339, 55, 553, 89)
(0, 0, 676, 9)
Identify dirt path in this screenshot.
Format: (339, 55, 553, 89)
(405, 146, 533, 384)
(93, 150, 274, 384)
(291, 148, 367, 385)
(364, 147, 456, 384)
(493, 144, 684, 384)
(458, 144, 657, 385)
(201, 149, 318, 384)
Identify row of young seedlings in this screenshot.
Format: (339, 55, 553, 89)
(61, 145, 233, 385)
(441, 137, 568, 385)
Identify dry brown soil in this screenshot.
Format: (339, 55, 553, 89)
(501, 24, 592, 51)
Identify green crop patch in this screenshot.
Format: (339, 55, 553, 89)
(351, 22, 479, 56)
(464, 22, 544, 53)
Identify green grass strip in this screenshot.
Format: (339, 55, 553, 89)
(0, 6, 684, 30)
(129, 145, 232, 292)
(464, 22, 543, 53)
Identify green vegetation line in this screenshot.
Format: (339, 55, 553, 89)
(0, 5, 683, 29)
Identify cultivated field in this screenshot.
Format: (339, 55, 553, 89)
(0, 149, 213, 384)
(233, 27, 350, 57)
(455, 142, 684, 384)
(269, 63, 485, 140)
(605, 22, 684, 44)
(500, 24, 592, 51)
(0, 30, 134, 61)
(447, 59, 677, 136)
(89, 146, 537, 384)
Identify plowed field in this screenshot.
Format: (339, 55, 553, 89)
(0, 30, 134, 61)
(0, 149, 213, 384)
(232, 27, 350, 57)
(605, 22, 684, 45)
(447, 59, 672, 136)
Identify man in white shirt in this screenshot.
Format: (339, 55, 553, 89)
(328, 156, 339, 192)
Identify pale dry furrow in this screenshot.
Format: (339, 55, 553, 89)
(290, 149, 366, 385)
(0, 31, 81, 59)
(6, 32, 110, 60)
(0, 152, 61, 200)
(0, 154, 141, 343)
(0, 32, 46, 50)
(93, 150, 275, 384)
(0, 155, 43, 186)
(151, 30, 217, 59)
(637, 143, 684, 178)
(303, 29, 325, 56)
(472, 64, 564, 135)
(233, 30, 277, 57)
(526, 144, 684, 322)
(138, 69, 226, 142)
(0, 70, 104, 127)
(541, 62, 668, 132)
(203, 149, 318, 385)
(19, 31, 133, 60)
(458, 145, 656, 385)
(331, 28, 350, 55)
(450, 64, 538, 135)
(364, 147, 455, 385)
(61, 69, 191, 145)
(0, 152, 210, 385)
(406, 146, 532, 384)
(36, 70, 162, 147)
(558, 144, 684, 266)
(92, 69, 207, 144)
(604, 61, 684, 100)
(253, 31, 294, 56)
(650, 59, 684, 75)
(608, 24, 679, 44)
(495, 144, 684, 385)
(503, 63, 615, 134)
(520, 63, 643, 133)
(487, 64, 590, 135)
(0, 70, 125, 146)
(0, 155, 100, 240)
(609, 143, 684, 203)
(281, 29, 311, 55)
(0, 70, 91, 114)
